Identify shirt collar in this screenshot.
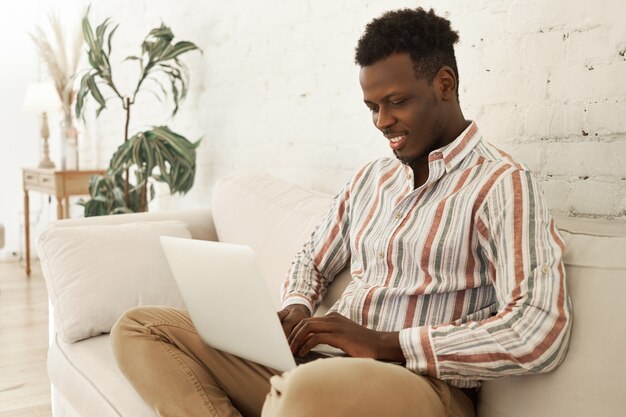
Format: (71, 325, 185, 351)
(428, 121, 481, 173)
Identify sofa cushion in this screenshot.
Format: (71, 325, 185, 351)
(37, 220, 191, 343)
(51, 207, 217, 242)
(479, 218, 626, 417)
(212, 172, 352, 313)
(49, 334, 157, 417)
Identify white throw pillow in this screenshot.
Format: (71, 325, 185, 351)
(37, 220, 191, 343)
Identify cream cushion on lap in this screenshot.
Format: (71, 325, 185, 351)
(37, 220, 191, 343)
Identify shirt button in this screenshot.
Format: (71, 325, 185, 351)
(394, 212, 402, 219)
(541, 265, 550, 274)
(378, 252, 385, 259)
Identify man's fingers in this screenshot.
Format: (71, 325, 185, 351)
(288, 317, 317, 345)
(277, 309, 289, 321)
(297, 332, 325, 356)
(283, 318, 303, 338)
(288, 317, 338, 353)
(287, 319, 304, 345)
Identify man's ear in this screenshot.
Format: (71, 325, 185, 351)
(435, 66, 457, 102)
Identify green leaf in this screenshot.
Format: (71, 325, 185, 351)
(76, 10, 125, 117)
(86, 76, 107, 116)
(107, 24, 119, 55)
(142, 136, 156, 175)
(171, 81, 180, 115)
(112, 206, 134, 214)
(146, 76, 168, 99)
(108, 126, 200, 196)
(95, 18, 111, 47)
(81, 10, 97, 54)
(149, 24, 174, 42)
(160, 41, 199, 61)
(75, 72, 91, 118)
(150, 38, 170, 61)
(109, 141, 133, 174)
(132, 135, 142, 169)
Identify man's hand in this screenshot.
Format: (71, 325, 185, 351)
(277, 304, 311, 337)
(287, 312, 404, 362)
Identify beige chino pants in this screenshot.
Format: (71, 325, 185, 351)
(111, 306, 475, 417)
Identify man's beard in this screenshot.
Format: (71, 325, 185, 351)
(394, 119, 446, 167)
(393, 150, 416, 166)
(392, 135, 442, 167)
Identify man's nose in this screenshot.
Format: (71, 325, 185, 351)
(375, 106, 395, 131)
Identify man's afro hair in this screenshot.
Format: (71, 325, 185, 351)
(355, 8, 460, 95)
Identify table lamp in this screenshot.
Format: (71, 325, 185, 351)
(22, 82, 60, 169)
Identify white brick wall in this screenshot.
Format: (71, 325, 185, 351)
(84, 0, 626, 219)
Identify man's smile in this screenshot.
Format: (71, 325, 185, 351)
(385, 133, 409, 150)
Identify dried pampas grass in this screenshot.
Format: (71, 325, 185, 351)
(30, 12, 83, 122)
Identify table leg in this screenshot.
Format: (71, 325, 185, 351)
(24, 189, 30, 277)
(64, 197, 70, 219)
(56, 197, 63, 220)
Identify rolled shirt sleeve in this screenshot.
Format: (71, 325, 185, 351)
(281, 181, 352, 314)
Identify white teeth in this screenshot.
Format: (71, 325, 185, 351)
(389, 135, 405, 143)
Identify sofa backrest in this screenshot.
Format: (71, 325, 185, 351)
(479, 215, 626, 417)
(212, 172, 351, 314)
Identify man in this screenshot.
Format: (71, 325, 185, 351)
(112, 8, 572, 417)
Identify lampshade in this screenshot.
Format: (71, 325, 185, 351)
(22, 82, 59, 113)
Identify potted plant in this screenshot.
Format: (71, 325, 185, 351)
(75, 9, 201, 215)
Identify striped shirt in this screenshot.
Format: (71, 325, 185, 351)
(282, 122, 572, 388)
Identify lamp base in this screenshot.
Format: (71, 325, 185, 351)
(38, 159, 55, 169)
(39, 126, 55, 169)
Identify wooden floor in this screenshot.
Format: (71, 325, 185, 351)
(0, 260, 52, 417)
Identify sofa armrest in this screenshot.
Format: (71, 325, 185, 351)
(47, 207, 217, 241)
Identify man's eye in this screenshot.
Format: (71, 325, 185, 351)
(390, 99, 407, 106)
(368, 107, 379, 113)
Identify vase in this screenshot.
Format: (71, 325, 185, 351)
(61, 116, 79, 171)
(59, 124, 66, 171)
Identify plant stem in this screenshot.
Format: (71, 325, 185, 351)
(141, 182, 147, 212)
(124, 97, 130, 140)
(124, 97, 131, 207)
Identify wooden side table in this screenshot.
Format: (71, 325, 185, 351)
(22, 168, 105, 276)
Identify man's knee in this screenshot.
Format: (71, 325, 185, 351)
(110, 306, 188, 362)
(111, 306, 154, 365)
(262, 357, 446, 417)
(111, 306, 153, 346)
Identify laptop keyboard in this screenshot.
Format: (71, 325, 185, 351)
(294, 350, 333, 365)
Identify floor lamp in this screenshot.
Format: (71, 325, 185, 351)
(23, 82, 59, 169)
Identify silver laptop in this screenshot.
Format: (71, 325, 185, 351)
(160, 236, 339, 372)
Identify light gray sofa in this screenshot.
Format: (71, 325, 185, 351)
(38, 172, 626, 417)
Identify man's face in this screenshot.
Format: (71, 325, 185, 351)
(359, 53, 445, 165)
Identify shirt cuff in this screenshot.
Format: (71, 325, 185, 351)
(281, 295, 314, 315)
(399, 327, 438, 378)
